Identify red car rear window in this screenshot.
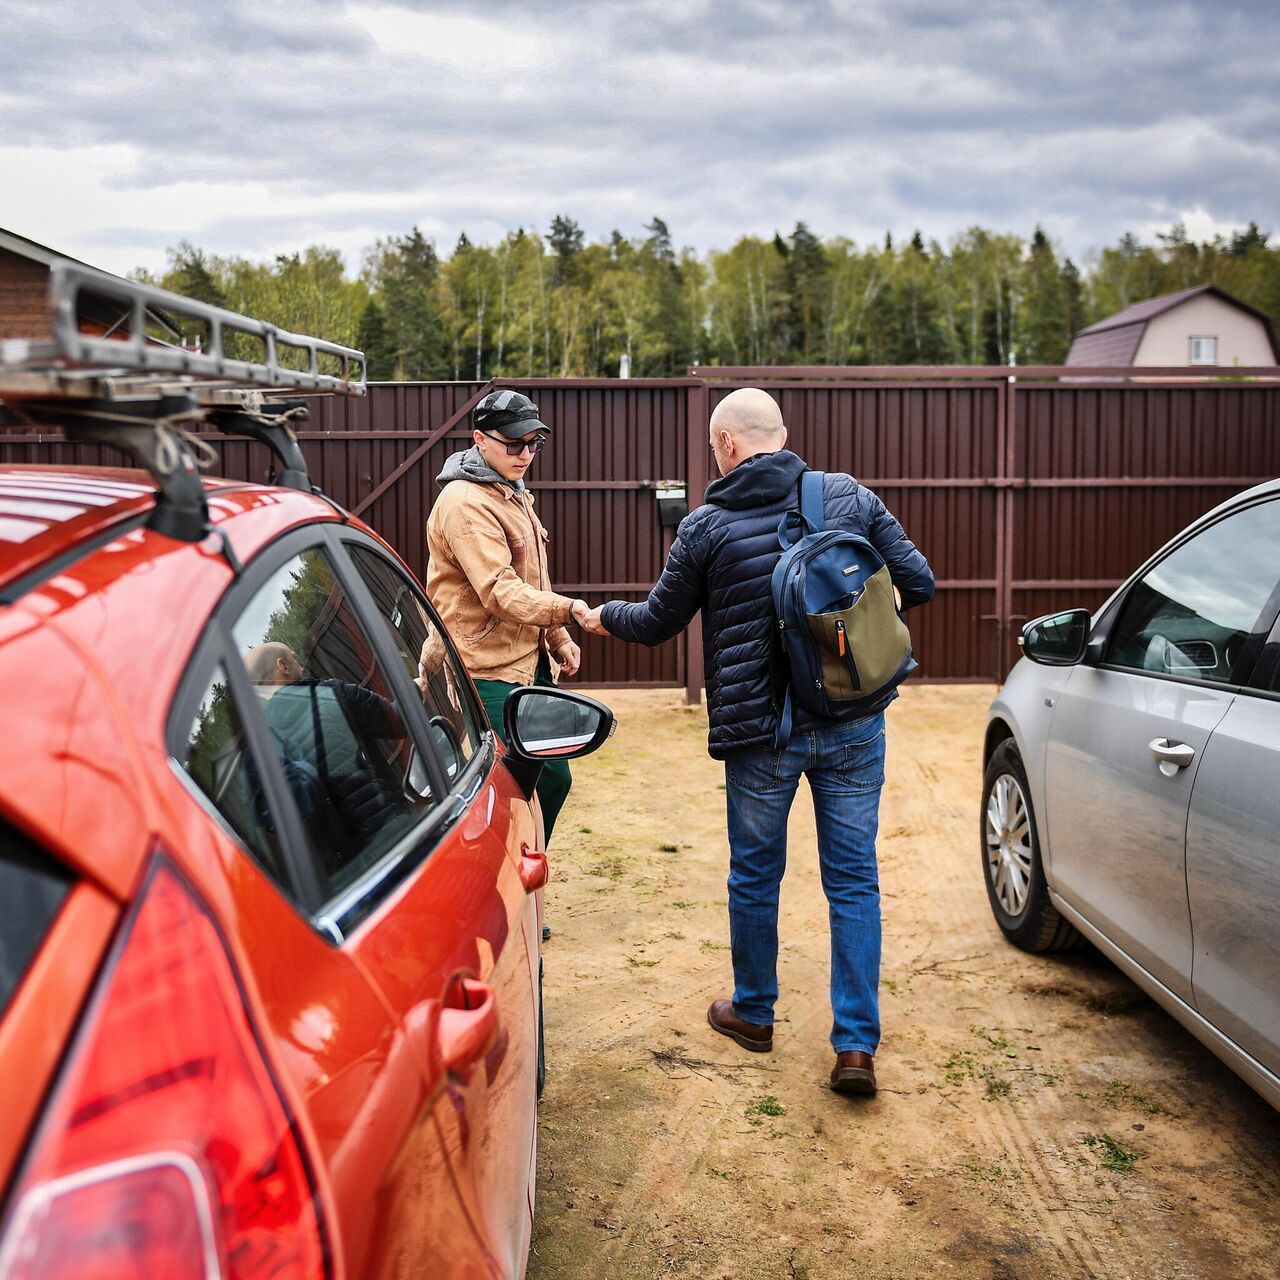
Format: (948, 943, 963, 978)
(0, 821, 72, 1017)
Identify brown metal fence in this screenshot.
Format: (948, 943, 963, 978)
(4, 366, 1278, 695)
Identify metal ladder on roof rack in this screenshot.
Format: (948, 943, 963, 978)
(0, 261, 366, 396)
(0, 263, 367, 545)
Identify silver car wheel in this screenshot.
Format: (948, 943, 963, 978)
(985, 773, 1034, 916)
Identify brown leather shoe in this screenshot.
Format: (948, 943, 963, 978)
(830, 1050, 877, 1095)
(706, 999, 773, 1053)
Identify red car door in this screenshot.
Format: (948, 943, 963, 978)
(173, 532, 507, 1278)
(339, 538, 541, 1278)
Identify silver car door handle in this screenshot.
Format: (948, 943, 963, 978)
(1149, 738, 1195, 768)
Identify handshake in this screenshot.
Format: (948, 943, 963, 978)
(570, 599, 610, 637)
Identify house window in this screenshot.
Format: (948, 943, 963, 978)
(1189, 336, 1218, 365)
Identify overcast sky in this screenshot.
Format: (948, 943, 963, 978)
(3, 0, 1276, 277)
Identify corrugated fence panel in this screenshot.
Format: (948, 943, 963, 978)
(5, 376, 1278, 685)
(1012, 385, 1280, 636)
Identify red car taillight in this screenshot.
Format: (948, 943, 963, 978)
(0, 858, 330, 1280)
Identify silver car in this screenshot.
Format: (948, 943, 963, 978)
(982, 479, 1280, 1110)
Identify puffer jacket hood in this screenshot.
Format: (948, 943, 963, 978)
(437, 445, 525, 493)
(704, 449, 807, 510)
(601, 453, 935, 758)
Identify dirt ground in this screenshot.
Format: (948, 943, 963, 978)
(526, 686, 1280, 1280)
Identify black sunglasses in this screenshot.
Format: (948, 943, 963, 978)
(482, 431, 549, 457)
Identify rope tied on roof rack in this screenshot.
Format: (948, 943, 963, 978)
(35, 403, 222, 474)
(152, 419, 220, 475)
(234, 402, 309, 438)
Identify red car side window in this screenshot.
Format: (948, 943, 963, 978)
(183, 662, 293, 891)
(225, 547, 438, 898)
(346, 544, 485, 787)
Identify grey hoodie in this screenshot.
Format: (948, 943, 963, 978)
(436, 446, 525, 494)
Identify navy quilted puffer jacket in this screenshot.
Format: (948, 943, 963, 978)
(600, 450, 934, 759)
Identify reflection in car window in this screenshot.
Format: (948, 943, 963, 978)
(1107, 500, 1280, 683)
(227, 548, 437, 899)
(183, 662, 292, 892)
(347, 545, 484, 788)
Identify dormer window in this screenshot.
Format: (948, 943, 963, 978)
(1189, 336, 1218, 365)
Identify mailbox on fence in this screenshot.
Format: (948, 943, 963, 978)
(648, 480, 687, 527)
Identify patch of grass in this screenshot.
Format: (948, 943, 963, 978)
(658, 842, 679, 853)
(672, 900, 694, 910)
(971, 1024, 1016, 1055)
(961, 1156, 1009, 1183)
(706, 1167, 734, 1181)
(1082, 1133, 1142, 1173)
(588, 857, 626, 879)
(699, 939, 729, 952)
(983, 1075, 1013, 1101)
(881, 978, 899, 996)
(943, 1051, 977, 1086)
(1102, 1078, 1172, 1117)
(626, 955, 660, 968)
(579, 826, 593, 834)
(746, 1095, 786, 1118)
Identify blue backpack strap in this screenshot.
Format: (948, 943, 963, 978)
(800, 470, 825, 534)
(777, 470, 827, 549)
(774, 686, 794, 750)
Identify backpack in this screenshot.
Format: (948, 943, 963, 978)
(771, 471, 916, 747)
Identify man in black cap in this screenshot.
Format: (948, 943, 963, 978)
(423, 390, 591, 847)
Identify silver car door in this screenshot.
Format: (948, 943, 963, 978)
(1185, 626, 1280, 1076)
(1045, 669, 1232, 999)
(1044, 496, 1280, 1002)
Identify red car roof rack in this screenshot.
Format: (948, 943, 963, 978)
(0, 265, 365, 544)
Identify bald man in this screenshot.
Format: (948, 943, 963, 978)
(584, 388, 934, 1096)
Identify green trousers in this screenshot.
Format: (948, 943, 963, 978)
(474, 655, 571, 846)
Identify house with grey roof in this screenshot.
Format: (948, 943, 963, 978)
(1065, 284, 1279, 372)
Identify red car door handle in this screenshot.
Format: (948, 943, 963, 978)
(519, 844, 549, 893)
(438, 978, 498, 1074)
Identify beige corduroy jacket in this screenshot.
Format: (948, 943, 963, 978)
(424, 476, 575, 684)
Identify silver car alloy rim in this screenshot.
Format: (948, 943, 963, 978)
(985, 773, 1034, 917)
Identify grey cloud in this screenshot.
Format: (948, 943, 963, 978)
(4, 0, 1276, 268)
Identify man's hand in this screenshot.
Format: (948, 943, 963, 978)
(553, 638, 581, 678)
(579, 605, 609, 637)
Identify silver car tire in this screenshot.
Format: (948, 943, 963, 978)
(981, 739, 1081, 953)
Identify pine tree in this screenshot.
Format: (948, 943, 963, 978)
(783, 222, 828, 361)
(356, 299, 394, 380)
(1059, 258, 1086, 342)
(1021, 227, 1070, 363)
(548, 215, 584, 284)
(1229, 222, 1268, 257)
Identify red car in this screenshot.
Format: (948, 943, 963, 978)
(0, 268, 613, 1279)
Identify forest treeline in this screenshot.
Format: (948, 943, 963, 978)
(138, 218, 1279, 379)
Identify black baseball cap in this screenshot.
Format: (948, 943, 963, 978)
(473, 390, 550, 439)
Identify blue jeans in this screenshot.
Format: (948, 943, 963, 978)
(723, 712, 886, 1055)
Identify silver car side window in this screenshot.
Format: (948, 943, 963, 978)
(1107, 500, 1280, 683)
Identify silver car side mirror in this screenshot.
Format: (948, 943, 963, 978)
(1019, 609, 1092, 666)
